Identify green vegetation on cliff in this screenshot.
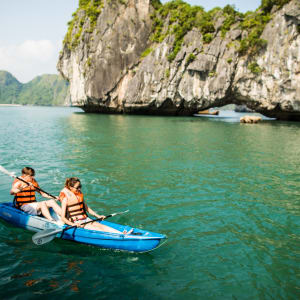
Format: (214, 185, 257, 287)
(237, 0, 292, 54)
(63, 0, 292, 60)
(248, 62, 263, 74)
(64, 0, 103, 50)
(150, 0, 217, 62)
(261, 0, 291, 13)
(220, 5, 243, 37)
(149, 0, 292, 61)
(0, 71, 69, 106)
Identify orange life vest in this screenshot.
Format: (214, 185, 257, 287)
(13, 178, 38, 209)
(60, 187, 87, 221)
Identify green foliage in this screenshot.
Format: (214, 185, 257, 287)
(149, 0, 288, 60)
(150, 0, 162, 10)
(203, 33, 213, 43)
(195, 10, 215, 35)
(223, 4, 236, 15)
(220, 5, 242, 37)
(151, 0, 216, 62)
(64, 14, 78, 50)
(260, 0, 291, 14)
(227, 58, 233, 64)
(0, 71, 69, 106)
(151, 17, 164, 43)
(186, 53, 196, 64)
(63, 0, 291, 58)
(248, 62, 262, 74)
(86, 2, 102, 27)
(79, 0, 90, 7)
(87, 57, 92, 67)
(165, 68, 170, 78)
(0, 71, 22, 104)
(64, 0, 103, 50)
(141, 48, 153, 58)
(238, 10, 270, 55)
(237, 0, 291, 55)
(72, 26, 83, 48)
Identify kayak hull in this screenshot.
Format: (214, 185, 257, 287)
(0, 203, 166, 252)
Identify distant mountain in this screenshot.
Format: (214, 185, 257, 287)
(0, 70, 69, 106)
(0, 71, 22, 104)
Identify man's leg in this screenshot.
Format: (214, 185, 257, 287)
(37, 202, 54, 221)
(45, 199, 62, 216)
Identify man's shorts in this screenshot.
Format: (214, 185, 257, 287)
(20, 203, 40, 216)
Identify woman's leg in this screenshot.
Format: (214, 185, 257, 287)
(83, 222, 122, 234)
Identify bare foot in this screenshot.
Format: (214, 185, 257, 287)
(123, 228, 134, 235)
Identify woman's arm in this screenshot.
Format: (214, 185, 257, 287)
(85, 203, 105, 220)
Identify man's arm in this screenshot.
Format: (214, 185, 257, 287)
(10, 181, 27, 195)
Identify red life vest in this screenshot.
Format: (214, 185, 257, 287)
(60, 187, 87, 221)
(13, 178, 38, 209)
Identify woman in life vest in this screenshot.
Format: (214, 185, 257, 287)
(59, 177, 131, 234)
(10, 167, 62, 221)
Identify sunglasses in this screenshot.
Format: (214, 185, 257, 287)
(75, 183, 82, 189)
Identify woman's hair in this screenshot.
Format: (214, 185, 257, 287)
(22, 167, 35, 176)
(65, 177, 81, 189)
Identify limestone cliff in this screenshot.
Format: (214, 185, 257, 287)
(57, 0, 300, 120)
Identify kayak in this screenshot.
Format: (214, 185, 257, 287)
(193, 113, 220, 118)
(0, 202, 166, 252)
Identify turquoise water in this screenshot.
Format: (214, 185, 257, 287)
(0, 106, 299, 299)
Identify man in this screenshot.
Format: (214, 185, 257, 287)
(10, 167, 61, 222)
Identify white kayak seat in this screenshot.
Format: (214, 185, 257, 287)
(49, 208, 64, 225)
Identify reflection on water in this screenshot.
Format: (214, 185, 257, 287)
(0, 107, 299, 299)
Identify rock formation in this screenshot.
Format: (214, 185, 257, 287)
(240, 115, 262, 123)
(57, 0, 300, 120)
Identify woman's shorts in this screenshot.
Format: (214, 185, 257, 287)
(20, 202, 40, 216)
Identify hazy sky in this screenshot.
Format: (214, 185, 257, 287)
(0, 0, 261, 83)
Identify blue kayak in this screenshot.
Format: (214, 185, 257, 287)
(0, 202, 166, 252)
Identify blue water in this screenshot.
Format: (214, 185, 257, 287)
(0, 106, 299, 299)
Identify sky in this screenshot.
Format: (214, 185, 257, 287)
(0, 0, 261, 83)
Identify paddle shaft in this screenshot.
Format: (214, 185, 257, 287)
(60, 210, 128, 233)
(35, 217, 106, 240)
(0, 165, 57, 200)
(33, 210, 129, 243)
(60, 216, 105, 235)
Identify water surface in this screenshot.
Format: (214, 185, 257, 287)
(0, 106, 299, 299)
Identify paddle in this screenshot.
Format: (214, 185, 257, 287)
(0, 165, 58, 200)
(32, 209, 129, 245)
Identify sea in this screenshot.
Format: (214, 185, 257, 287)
(0, 106, 299, 299)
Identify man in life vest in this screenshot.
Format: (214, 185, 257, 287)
(59, 177, 133, 234)
(10, 167, 62, 221)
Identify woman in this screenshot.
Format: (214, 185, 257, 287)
(59, 177, 131, 234)
(10, 167, 62, 221)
